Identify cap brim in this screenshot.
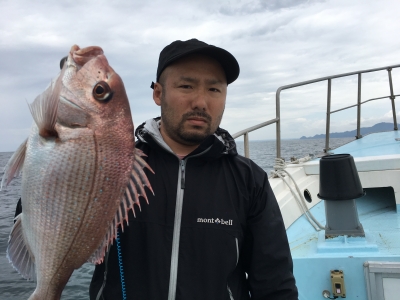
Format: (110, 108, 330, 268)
(160, 46, 240, 85)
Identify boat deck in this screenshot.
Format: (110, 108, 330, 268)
(288, 188, 400, 257)
(303, 131, 400, 174)
(287, 187, 400, 299)
(332, 130, 400, 157)
(284, 131, 400, 299)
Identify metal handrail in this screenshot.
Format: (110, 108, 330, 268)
(233, 64, 400, 158)
(231, 118, 279, 158)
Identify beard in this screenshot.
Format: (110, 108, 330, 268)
(160, 92, 223, 146)
(161, 108, 214, 145)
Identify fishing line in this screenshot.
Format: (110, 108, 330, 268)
(116, 229, 127, 300)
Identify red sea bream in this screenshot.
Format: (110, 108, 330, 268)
(0, 45, 153, 300)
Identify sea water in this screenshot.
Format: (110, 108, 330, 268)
(0, 137, 353, 299)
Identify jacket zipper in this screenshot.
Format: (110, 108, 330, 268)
(168, 147, 212, 300)
(167, 159, 186, 300)
(180, 160, 186, 189)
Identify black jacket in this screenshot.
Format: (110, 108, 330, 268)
(89, 118, 297, 300)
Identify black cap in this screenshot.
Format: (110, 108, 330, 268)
(151, 38, 240, 88)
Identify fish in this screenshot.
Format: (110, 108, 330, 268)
(0, 45, 153, 300)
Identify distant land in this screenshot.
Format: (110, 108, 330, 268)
(300, 122, 399, 139)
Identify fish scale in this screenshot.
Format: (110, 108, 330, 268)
(28, 102, 128, 298)
(1, 45, 154, 300)
(23, 128, 110, 297)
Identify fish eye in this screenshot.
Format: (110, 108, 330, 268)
(93, 81, 113, 101)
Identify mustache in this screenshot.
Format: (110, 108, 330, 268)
(182, 111, 212, 123)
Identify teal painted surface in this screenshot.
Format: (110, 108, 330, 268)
(316, 232, 378, 254)
(287, 187, 400, 299)
(331, 131, 400, 157)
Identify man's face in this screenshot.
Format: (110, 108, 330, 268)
(154, 54, 227, 146)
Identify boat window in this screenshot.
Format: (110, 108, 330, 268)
(364, 261, 400, 300)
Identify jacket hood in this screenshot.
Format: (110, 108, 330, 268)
(135, 117, 238, 158)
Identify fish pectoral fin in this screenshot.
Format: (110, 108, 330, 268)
(28, 66, 65, 138)
(87, 148, 154, 265)
(1, 138, 27, 190)
(7, 214, 36, 281)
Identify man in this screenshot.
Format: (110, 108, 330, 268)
(89, 38, 298, 299)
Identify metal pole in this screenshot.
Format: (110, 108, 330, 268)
(388, 68, 398, 130)
(244, 132, 250, 158)
(276, 89, 281, 158)
(324, 79, 332, 152)
(356, 73, 362, 139)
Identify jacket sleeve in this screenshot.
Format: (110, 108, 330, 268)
(242, 165, 298, 299)
(14, 198, 22, 223)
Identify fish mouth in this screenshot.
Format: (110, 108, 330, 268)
(60, 96, 85, 111)
(71, 45, 104, 67)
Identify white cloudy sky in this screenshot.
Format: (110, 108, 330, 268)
(1, 0, 400, 152)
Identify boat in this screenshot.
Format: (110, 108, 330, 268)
(233, 64, 400, 299)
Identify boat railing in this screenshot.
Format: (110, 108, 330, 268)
(232, 64, 400, 158)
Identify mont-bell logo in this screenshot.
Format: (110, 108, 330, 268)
(197, 217, 233, 226)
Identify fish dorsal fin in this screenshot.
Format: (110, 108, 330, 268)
(7, 214, 36, 281)
(1, 138, 27, 190)
(88, 148, 154, 264)
(28, 67, 65, 138)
